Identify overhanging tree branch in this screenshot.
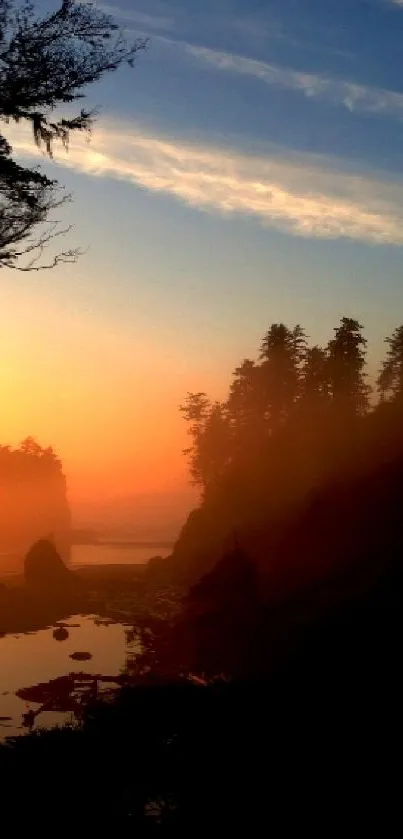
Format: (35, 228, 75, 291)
(0, 0, 147, 270)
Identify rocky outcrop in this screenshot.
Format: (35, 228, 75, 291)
(53, 626, 69, 641)
(24, 539, 78, 594)
(0, 440, 71, 564)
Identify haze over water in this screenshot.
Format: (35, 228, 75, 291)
(71, 543, 172, 567)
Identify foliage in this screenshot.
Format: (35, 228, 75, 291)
(259, 323, 306, 426)
(326, 317, 369, 415)
(176, 317, 403, 591)
(300, 345, 330, 405)
(378, 324, 403, 402)
(0, 0, 146, 269)
(181, 317, 373, 492)
(180, 394, 230, 490)
(0, 630, 397, 826)
(0, 436, 70, 558)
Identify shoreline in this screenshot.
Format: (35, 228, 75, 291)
(71, 540, 174, 549)
(0, 563, 152, 637)
(0, 561, 148, 586)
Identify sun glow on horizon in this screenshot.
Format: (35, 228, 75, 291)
(0, 286, 204, 521)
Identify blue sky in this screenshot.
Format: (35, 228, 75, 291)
(46, 0, 403, 356)
(3, 0, 403, 521)
(97, 0, 403, 171)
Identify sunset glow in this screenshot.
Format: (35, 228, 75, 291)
(2, 0, 403, 531)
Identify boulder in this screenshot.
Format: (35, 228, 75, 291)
(53, 626, 69, 642)
(24, 539, 78, 594)
(69, 651, 92, 661)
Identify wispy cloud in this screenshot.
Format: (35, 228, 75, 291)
(95, 6, 403, 121)
(185, 43, 403, 121)
(6, 121, 403, 245)
(97, 2, 174, 32)
(230, 14, 354, 61)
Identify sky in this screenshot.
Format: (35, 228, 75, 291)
(2, 0, 403, 530)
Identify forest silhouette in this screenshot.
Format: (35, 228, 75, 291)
(1, 316, 402, 825)
(170, 318, 403, 583)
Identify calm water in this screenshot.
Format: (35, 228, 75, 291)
(0, 543, 172, 578)
(71, 543, 172, 567)
(0, 615, 140, 740)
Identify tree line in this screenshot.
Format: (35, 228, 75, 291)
(181, 318, 403, 501)
(0, 437, 70, 559)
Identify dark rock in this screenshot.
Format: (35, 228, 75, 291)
(69, 651, 92, 661)
(24, 539, 78, 593)
(53, 626, 69, 642)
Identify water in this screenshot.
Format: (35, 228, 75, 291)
(0, 615, 140, 740)
(71, 543, 172, 567)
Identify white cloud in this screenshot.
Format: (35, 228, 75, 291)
(6, 120, 403, 245)
(185, 43, 403, 121)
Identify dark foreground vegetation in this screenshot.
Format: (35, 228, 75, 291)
(1, 317, 402, 825)
(0, 648, 399, 827)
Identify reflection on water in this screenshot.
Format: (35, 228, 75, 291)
(0, 615, 141, 739)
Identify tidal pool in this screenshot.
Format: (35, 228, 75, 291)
(0, 615, 140, 739)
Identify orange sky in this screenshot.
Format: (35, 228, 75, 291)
(0, 283, 210, 526)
